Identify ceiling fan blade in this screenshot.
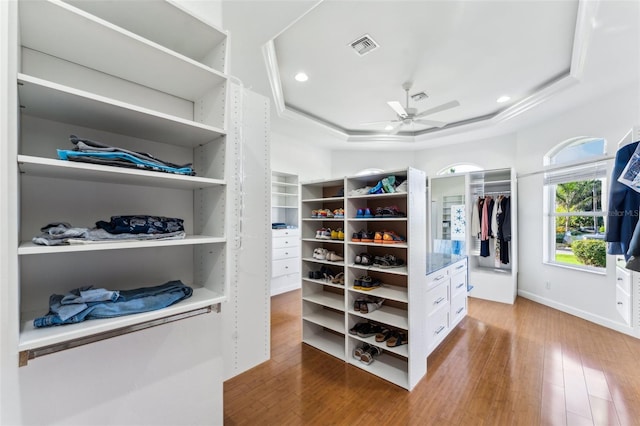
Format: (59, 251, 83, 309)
(414, 100, 460, 119)
(387, 101, 408, 118)
(414, 118, 448, 128)
(388, 121, 403, 135)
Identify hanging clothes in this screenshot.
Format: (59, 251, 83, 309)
(496, 196, 511, 265)
(480, 196, 494, 257)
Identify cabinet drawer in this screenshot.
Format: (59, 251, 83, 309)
(427, 307, 449, 353)
(272, 228, 300, 238)
(426, 281, 449, 316)
(272, 258, 300, 278)
(273, 246, 299, 261)
(450, 270, 467, 298)
(616, 285, 631, 326)
(616, 256, 627, 270)
(273, 237, 299, 249)
(450, 291, 467, 326)
(426, 270, 448, 290)
(616, 267, 631, 295)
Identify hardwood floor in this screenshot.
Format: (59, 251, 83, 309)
(224, 290, 640, 425)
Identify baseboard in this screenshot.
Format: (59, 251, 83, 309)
(517, 290, 636, 337)
(271, 282, 301, 297)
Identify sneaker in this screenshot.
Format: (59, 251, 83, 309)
(330, 229, 339, 240)
(368, 181, 383, 194)
(360, 231, 375, 243)
(381, 176, 396, 193)
(318, 228, 332, 240)
(383, 231, 406, 244)
(352, 231, 363, 242)
(337, 228, 344, 240)
(333, 208, 345, 218)
(395, 180, 408, 193)
(349, 186, 372, 196)
(363, 208, 373, 218)
(356, 208, 364, 218)
(312, 248, 328, 260)
(374, 231, 384, 244)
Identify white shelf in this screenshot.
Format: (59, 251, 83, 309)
(350, 334, 409, 358)
(65, 0, 227, 68)
(349, 283, 408, 303)
(271, 192, 298, 197)
(348, 352, 409, 389)
(301, 238, 344, 244)
(19, 235, 224, 256)
(303, 292, 344, 311)
(349, 218, 407, 222)
(348, 193, 407, 200)
(18, 155, 225, 190)
(19, 286, 225, 352)
(301, 197, 344, 203)
(302, 218, 345, 222)
(349, 264, 409, 276)
(272, 205, 299, 209)
(302, 278, 344, 290)
(303, 311, 344, 334)
(18, 74, 225, 146)
(19, 0, 227, 101)
(348, 241, 408, 249)
(302, 257, 345, 267)
(349, 305, 409, 330)
(303, 331, 345, 360)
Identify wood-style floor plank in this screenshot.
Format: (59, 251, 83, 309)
(224, 290, 640, 426)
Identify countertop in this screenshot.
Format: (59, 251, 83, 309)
(426, 253, 467, 275)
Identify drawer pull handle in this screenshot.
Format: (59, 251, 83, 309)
(435, 326, 445, 334)
(434, 275, 445, 282)
(617, 301, 623, 305)
(617, 277, 623, 281)
(456, 307, 464, 314)
(285, 266, 288, 269)
(434, 296, 446, 305)
(456, 264, 465, 270)
(456, 283, 465, 289)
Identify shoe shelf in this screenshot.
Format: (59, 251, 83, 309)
(347, 341, 409, 388)
(302, 277, 344, 290)
(302, 288, 344, 312)
(303, 324, 345, 360)
(301, 169, 426, 389)
(302, 238, 344, 244)
(302, 309, 345, 334)
(348, 283, 409, 304)
(349, 334, 409, 359)
(348, 305, 409, 330)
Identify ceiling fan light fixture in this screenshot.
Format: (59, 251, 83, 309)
(294, 72, 309, 82)
(411, 92, 428, 102)
(496, 95, 511, 103)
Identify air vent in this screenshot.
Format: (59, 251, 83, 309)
(349, 34, 379, 56)
(411, 92, 428, 102)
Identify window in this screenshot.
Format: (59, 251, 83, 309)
(543, 138, 608, 272)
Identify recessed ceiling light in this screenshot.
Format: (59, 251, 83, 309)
(294, 72, 308, 82)
(496, 95, 511, 103)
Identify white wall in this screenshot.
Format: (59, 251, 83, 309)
(516, 84, 639, 333)
(271, 131, 332, 181)
(174, 0, 223, 29)
(331, 149, 416, 177)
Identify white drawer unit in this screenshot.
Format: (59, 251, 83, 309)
(273, 236, 299, 249)
(273, 247, 299, 261)
(616, 266, 631, 295)
(426, 280, 449, 316)
(616, 284, 631, 326)
(272, 258, 300, 278)
(450, 290, 467, 327)
(427, 306, 450, 355)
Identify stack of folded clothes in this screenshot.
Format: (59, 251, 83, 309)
(32, 215, 186, 246)
(33, 280, 193, 327)
(57, 135, 195, 176)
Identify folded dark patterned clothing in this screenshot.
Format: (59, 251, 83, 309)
(56, 135, 195, 176)
(96, 215, 184, 234)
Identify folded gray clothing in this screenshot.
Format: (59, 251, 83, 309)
(32, 222, 186, 246)
(68, 229, 186, 244)
(70, 135, 193, 170)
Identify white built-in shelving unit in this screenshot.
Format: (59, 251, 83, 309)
(13, 0, 230, 365)
(271, 171, 301, 295)
(300, 168, 434, 390)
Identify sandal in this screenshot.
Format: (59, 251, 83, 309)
(375, 328, 392, 342)
(386, 331, 408, 347)
(356, 322, 383, 338)
(382, 231, 406, 244)
(331, 272, 345, 285)
(360, 345, 383, 364)
(373, 254, 405, 269)
(360, 298, 384, 314)
(349, 322, 368, 335)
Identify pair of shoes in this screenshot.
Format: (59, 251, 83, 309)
(355, 297, 384, 313)
(355, 344, 383, 365)
(386, 331, 408, 347)
(332, 208, 345, 218)
(311, 209, 334, 218)
(374, 206, 406, 217)
(349, 186, 372, 196)
(326, 251, 344, 262)
(348, 322, 382, 337)
(330, 228, 344, 240)
(308, 265, 334, 280)
(373, 230, 405, 244)
(373, 254, 404, 269)
(313, 247, 329, 260)
(329, 272, 344, 285)
(352, 230, 374, 242)
(395, 180, 407, 193)
(315, 228, 332, 239)
(354, 253, 373, 265)
(368, 176, 397, 195)
(354, 275, 381, 291)
(356, 208, 373, 218)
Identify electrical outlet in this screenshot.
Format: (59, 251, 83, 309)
(545, 281, 551, 290)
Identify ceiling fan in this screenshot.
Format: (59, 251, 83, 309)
(361, 82, 460, 134)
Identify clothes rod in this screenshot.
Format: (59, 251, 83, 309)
(18, 304, 219, 367)
(474, 191, 511, 196)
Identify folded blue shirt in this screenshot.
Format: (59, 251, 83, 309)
(34, 281, 193, 328)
